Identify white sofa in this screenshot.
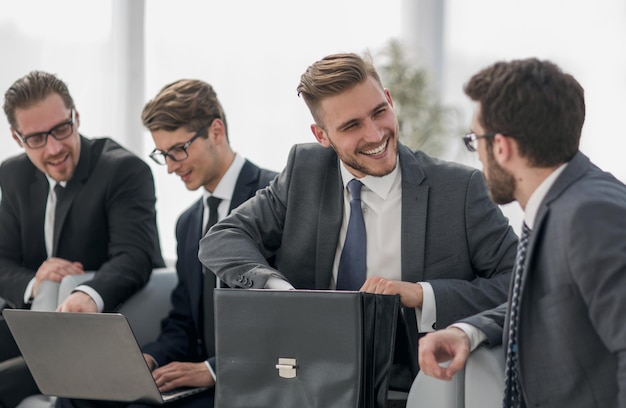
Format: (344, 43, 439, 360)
(406, 345, 505, 408)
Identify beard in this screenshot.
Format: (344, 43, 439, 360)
(484, 147, 516, 205)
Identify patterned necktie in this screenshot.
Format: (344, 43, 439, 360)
(336, 179, 366, 290)
(203, 196, 222, 355)
(503, 223, 531, 408)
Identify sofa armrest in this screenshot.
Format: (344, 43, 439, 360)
(116, 267, 177, 347)
(48, 268, 177, 346)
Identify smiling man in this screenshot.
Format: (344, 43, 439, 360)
(0, 70, 164, 407)
(199, 52, 519, 405)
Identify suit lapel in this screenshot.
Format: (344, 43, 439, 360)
(519, 152, 590, 304)
(230, 160, 259, 211)
(399, 146, 428, 283)
(30, 171, 49, 256)
(53, 137, 92, 255)
(187, 199, 204, 329)
(315, 154, 343, 289)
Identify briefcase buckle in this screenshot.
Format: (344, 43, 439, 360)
(275, 358, 297, 378)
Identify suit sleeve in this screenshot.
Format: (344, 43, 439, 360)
(460, 302, 507, 346)
(569, 198, 626, 406)
(428, 170, 518, 327)
(199, 150, 296, 289)
(83, 156, 162, 310)
(0, 162, 37, 307)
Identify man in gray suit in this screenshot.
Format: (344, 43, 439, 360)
(199, 52, 518, 398)
(418, 58, 626, 407)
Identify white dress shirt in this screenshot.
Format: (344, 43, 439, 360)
(267, 157, 438, 333)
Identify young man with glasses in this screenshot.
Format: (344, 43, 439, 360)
(56, 79, 277, 408)
(418, 58, 626, 408)
(0, 71, 164, 406)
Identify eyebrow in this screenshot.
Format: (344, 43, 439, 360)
(21, 116, 72, 138)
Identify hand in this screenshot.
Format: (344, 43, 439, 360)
(359, 276, 424, 308)
(33, 257, 84, 296)
(152, 361, 215, 392)
(418, 327, 471, 381)
(56, 291, 98, 313)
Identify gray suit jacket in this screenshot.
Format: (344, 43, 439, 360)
(463, 152, 626, 407)
(200, 143, 517, 385)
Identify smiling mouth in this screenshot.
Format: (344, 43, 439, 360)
(361, 138, 388, 156)
(48, 153, 69, 166)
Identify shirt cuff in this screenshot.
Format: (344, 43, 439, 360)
(450, 322, 488, 352)
(415, 282, 436, 333)
(24, 278, 36, 304)
(265, 277, 295, 290)
(73, 285, 105, 312)
(206, 360, 216, 380)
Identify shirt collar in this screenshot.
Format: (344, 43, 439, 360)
(338, 156, 400, 200)
(46, 176, 67, 189)
(524, 162, 568, 229)
(202, 152, 245, 202)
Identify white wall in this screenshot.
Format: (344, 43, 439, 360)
(1, 0, 624, 258)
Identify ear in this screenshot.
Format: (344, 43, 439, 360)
(384, 88, 394, 108)
(11, 128, 23, 148)
(311, 124, 330, 147)
(74, 110, 81, 129)
(210, 119, 226, 144)
(491, 133, 515, 165)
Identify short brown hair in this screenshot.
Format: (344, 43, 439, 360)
(297, 52, 382, 126)
(464, 58, 585, 167)
(3, 71, 75, 129)
(141, 79, 228, 140)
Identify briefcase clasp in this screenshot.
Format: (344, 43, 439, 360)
(275, 358, 297, 378)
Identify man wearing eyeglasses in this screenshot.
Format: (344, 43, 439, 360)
(54, 79, 277, 408)
(418, 59, 626, 408)
(0, 71, 164, 407)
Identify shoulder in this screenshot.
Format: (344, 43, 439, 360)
(285, 143, 337, 171)
(399, 144, 481, 185)
(86, 136, 151, 174)
(0, 153, 38, 187)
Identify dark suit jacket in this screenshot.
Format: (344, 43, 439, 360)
(0, 136, 164, 311)
(142, 159, 277, 367)
(463, 152, 626, 407)
(200, 143, 518, 385)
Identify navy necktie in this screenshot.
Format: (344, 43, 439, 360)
(336, 179, 366, 290)
(203, 196, 222, 355)
(503, 223, 530, 408)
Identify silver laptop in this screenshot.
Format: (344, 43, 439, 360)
(2, 309, 207, 404)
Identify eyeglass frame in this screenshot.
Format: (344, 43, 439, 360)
(149, 118, 217, 165)
(14, 109, 76, 149)
(462, 132, 496, 152)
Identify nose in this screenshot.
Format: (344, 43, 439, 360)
(166, 157, 180, 174)
(45, 133, 64, 155)
(362, 118, 384, 143)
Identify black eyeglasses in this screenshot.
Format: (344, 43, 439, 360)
(149, 119, 216, 165)
(14, 110, 75, 149)
(462, 132, 495, 152)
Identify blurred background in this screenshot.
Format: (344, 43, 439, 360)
(1, 0, 625, 261)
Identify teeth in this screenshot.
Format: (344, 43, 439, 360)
(363, 140, 387, 155)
